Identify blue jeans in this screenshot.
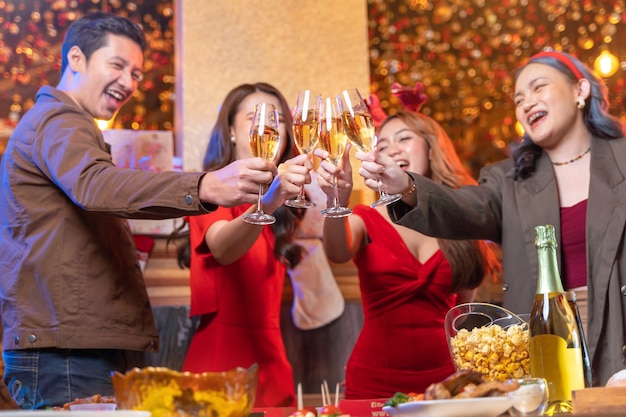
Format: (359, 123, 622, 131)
(3, 348, 144, 409)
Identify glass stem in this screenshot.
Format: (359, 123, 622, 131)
(299, 154, 312, 201)
(332, 175, 340, 208)
(377, 178, 386, 197)
(257, 184, 264, 213)
(374, 150, 386, 196)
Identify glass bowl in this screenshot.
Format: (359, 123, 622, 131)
(112, 364, 258, 417)
(445, 303, 530, 381)
(507, 377, 549, 416)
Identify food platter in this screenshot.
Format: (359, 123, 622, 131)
(382, 397, 514, 417)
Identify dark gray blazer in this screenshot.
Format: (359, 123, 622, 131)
(389, 135, 626, 386)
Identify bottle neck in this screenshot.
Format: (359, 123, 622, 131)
(536, 244, 565, 294)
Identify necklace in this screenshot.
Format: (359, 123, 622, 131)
(551, 147, 591, 166)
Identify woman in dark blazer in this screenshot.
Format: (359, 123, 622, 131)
(356, 50, 626, 387)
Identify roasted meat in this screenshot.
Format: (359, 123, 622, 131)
(423, 370, 518, 400)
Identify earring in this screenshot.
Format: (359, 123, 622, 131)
(230, 135, 236, 144)
(576, 97, 586, 109)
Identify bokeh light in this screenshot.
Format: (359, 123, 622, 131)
(2, 1, 626, 176)
(0, 0, 174, 132)
(367, 0, 626, 175)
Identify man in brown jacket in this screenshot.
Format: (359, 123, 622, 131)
(0, 12, 306, 409)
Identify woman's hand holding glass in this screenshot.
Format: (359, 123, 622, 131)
(338, 88, 402, 207)
(355, 148, 412, 202)
(285, 90, 321, 208)
(315, 143, 353, 215)
(260, 154, 313, 213)
(318, 96, 352, 218)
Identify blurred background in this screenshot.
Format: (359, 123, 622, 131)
(2, 0, 626, 177)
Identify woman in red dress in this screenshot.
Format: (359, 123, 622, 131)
(182, 83, 312, 407)
(316, 110, 500, 399)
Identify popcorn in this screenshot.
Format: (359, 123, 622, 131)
(449, 323, 530, 381)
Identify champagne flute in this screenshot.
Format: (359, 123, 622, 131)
(242, 103, 281, 225)
(338, 88, 402, 208)
(285, 90, 321, 208)
(319, 96, 351, 218)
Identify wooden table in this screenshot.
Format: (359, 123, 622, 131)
(571, 386, 626, 415)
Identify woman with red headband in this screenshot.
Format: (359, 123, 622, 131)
(356, 50, 626, 387)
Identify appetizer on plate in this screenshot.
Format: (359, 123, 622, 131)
(384, 370, 520, 406)
(319, 405, 340, 417)
(53, 394, 117, 410)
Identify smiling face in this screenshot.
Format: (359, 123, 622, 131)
(230, 91, 288, 163)
(64, 33, 144, 120)
(513, 63, 584, 149)
(376, 117, 431, 176)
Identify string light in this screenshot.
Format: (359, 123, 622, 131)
(515, 121, 525, 138)
(594, 50, 620, 77)
(95, 119, 115, 131)
(0, 0, 174, 132)
(3, 0, 626, 175)
(369, 0, 626, 175)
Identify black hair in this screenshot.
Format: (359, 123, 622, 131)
(61, 11, 147, 75)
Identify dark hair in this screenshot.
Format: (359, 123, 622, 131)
(172, 83, 305, 269)
(509, 52, 625, 180)
(379, 111, 500, 292)
(202, 82, 297, 171)
(61, 12, 147, 75)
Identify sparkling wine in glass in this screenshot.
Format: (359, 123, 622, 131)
(243, 103, 281, 225)
(319, 96, 351, 218)
(285, 90, 321, 208)
(338, 88, 402, 208)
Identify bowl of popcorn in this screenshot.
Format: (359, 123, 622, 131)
(112, 364, 258, 417)
(445, 303, 530, 382)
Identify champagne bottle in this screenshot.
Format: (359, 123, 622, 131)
(529, 225, 585, 416)
(566, 290, 593, 388)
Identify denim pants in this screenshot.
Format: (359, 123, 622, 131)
(3, 348, 143, 409)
